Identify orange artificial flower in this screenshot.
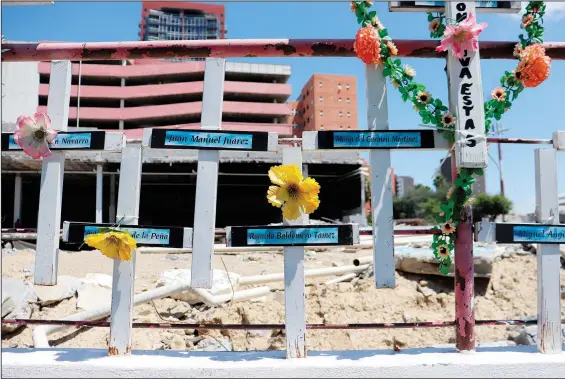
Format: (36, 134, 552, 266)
(354, 26, 382, 65)
(515, 44, 551, 88)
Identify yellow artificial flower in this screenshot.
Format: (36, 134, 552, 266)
(84, 231, 137, 261)
(267, 164, 321, 221)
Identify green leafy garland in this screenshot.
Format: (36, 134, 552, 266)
(351, 1, 547, 274)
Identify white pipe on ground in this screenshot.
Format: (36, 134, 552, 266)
(239, 264, 370, 286)
(353, 256, 373, 266)
(32, 283, 271, 348)
(324, 273, 357, 285)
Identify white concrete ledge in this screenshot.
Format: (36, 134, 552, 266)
(2, 346, 564, 378)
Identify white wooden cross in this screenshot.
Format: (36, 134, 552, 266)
(1, 60, 126, 286)
(62, 143, 193, 356)
(303, 65, 451, 289)
(226, 146, 360, 358)
(142, 58, 279, 290)
(445, 2, 488, 169)
(476, 135, 565, 354)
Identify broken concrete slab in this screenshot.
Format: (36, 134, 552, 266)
(394, 244, 505, 278)
(33, 275, 81, 306)
(76, 283, 112, 311)
(1, 277, 37, 333)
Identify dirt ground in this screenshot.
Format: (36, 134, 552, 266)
(2, 246, 564, 351)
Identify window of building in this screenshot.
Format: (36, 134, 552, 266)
(319, 81, 323, 88)
(338, 97, 342, 103)
(320, 125, 324, 130)
(319, 110, 324, 116)
(346, 98, 350, 104)
(307, 117, 310, 124)
(347, 112, 351, 118)
(346, 84, 350, 90)
(338, 83, 342, 90)
(292, 109, 297, 115)
(319, 96, 323, 103)
(339, 111, 343, 118)
(339, 125, 343, 129)
(292, 123, 298, 128)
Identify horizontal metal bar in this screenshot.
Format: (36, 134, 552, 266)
(2, 40, 564, 62)
(3, 318, 562, 329)
(486, 138, 553, 145)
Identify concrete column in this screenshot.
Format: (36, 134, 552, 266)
(13, 174, 22, 226)
(109, 173, 116, 223)
(96, 165, 103, 223)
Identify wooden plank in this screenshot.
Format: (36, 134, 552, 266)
(33, 60, 72, 286)
(190, 58, 226, 289)
(144, 128, 279, 152)
(534, 148, 562, 354)
(302, 130, 451, 151)
(108, 145, 143, 356)
(2, 131, 125, 152)
(282, 146, 307, 359)
(226, 224, 359, 247)
(475, 222, 565, 244)
(446, 2, 488, 169)
(62, 222, 193, 248)
(366, 64, 396, 289)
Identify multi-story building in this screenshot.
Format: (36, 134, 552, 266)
(395, 175, 415, 197)
(139, 2, 226, 41)
(32, 60, 294, 138)
(288, 74, 358, 136)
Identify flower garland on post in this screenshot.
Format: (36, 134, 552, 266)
(351, 1, 551, 274)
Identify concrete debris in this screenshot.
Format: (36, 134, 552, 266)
(2, 277, 37, 333)
(156, 269, 240, 305)
(394, 245, 503, 278)
(33, 275, 81, 306)
(194, 337, 233, 352)
(511, 325, 565, 346)
(76, 283, 112, 311)
(81, 273, 113, 289)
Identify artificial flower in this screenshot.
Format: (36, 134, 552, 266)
(441, 220, 456, 235)
(372, 16, 385, 30)
(84, 230, 137, 261)
(14, 112, 57, 159)
(386, 41, 398, 56)
(354, 26, 382, 65)
(513, 43, 523, 57)
(491, 88, 506, 101)
(435, 12, 488, 59)
(267, 164, 321, 220)
(429, 19, 441, 33)
(416, 91, 431, 104)
(403, 65, 416, 77)
(515, 44, 551, 88)
(350, 2, 356, 12)
(521, 14, 534, 28)
(441, 113, 455, 127)
(434, 241, 451, 259)
(391, 78, 401, 88)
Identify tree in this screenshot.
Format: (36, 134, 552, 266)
(471, 193, 513, 222)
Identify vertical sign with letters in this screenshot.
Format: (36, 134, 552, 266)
(446, 2, 488, 168)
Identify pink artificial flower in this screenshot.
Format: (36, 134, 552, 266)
(435, 12, 487, 59)
(14, 112, 57, 159)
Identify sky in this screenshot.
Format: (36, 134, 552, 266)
(2, 1, 564, 214)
